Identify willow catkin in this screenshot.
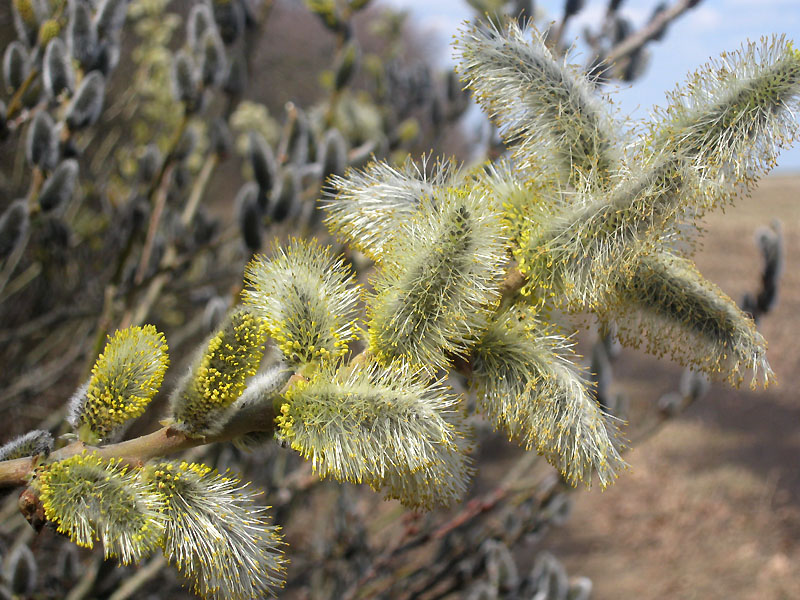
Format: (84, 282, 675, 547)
(66, 71, 106, 131)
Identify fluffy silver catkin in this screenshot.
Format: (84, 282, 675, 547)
(455, 21, 620, 190)
(143, 461, 286, 599)
(277, 359, 470, 508)
(243, 238, 361, 364)
(472, 308, 625, 488)
(368, 183, 507, 372)
(67, 0, 97, 69)
(605, 251, 772, 387)
(0, 430, 53, 461)
(325, 155, 462, 262)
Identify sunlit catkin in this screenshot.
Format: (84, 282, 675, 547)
(143, 461, 286, 599)
(607, 251, 772, 387)
(277, 360, 468, 507)
(170, 310, 268, 436)
(369, 185, 506, 371)
(35, 453, 165, 564)
(325, 156, 461, 262)
(472, 308, 625, 487)
(68, 325, 169, 444)
(244, 239, 360, 364)
(456, 21, 620, 190)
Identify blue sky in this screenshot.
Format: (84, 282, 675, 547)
(382, 0, 800, 172)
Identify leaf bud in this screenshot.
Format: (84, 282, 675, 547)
(38, 159, 79, 212)
(12, 0, 42, 46)
(209, 0, 245, 44)
(564, 0, 586, 17)
(67, 0, 97, 69)
(137, 143, 162, 183)
(0, 101, 7, 140)
(43, 38, 75, 99)
(65, 71, 106, 131)
(3, 41, 29, 92)
(26, 111, 59, 170)
(235, 181, 262, 252)
(187, 3, 215, 51)
(319, 128, 347, 187)
(173, 126, 197, 162)
(209, 117, 233, 158)
(95, 0, 128, 41)
(0, 200, 29, 260)
(199, 29, 227, 88)
(248, 131, 276, 197)
(4, 544, 36, 596)
(270, 168, 298, 223)
(171, 50, 200, 110)
(223, 53, 247, 96)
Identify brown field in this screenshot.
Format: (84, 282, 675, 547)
(547, 174, 800, 600)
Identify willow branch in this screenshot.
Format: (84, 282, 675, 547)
(604, 0, 702, 66)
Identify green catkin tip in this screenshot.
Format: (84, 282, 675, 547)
(68, 325, 169, 444)
(244, 238, 361, 365)
(66, 71, 106, 131)
(38, 159, 79, 213)
(170, 309, 269, 437)
(143, 461, 286, 599)
(43, 38, 75, 99)
(37, 18, 61, 47)
(0, 199, 29, 260)
(0, 430, 53, 461)
(35, 453, 165, 563)
(3, 41, 29, 92)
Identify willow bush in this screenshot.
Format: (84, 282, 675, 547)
(0, 0, 795, 598)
